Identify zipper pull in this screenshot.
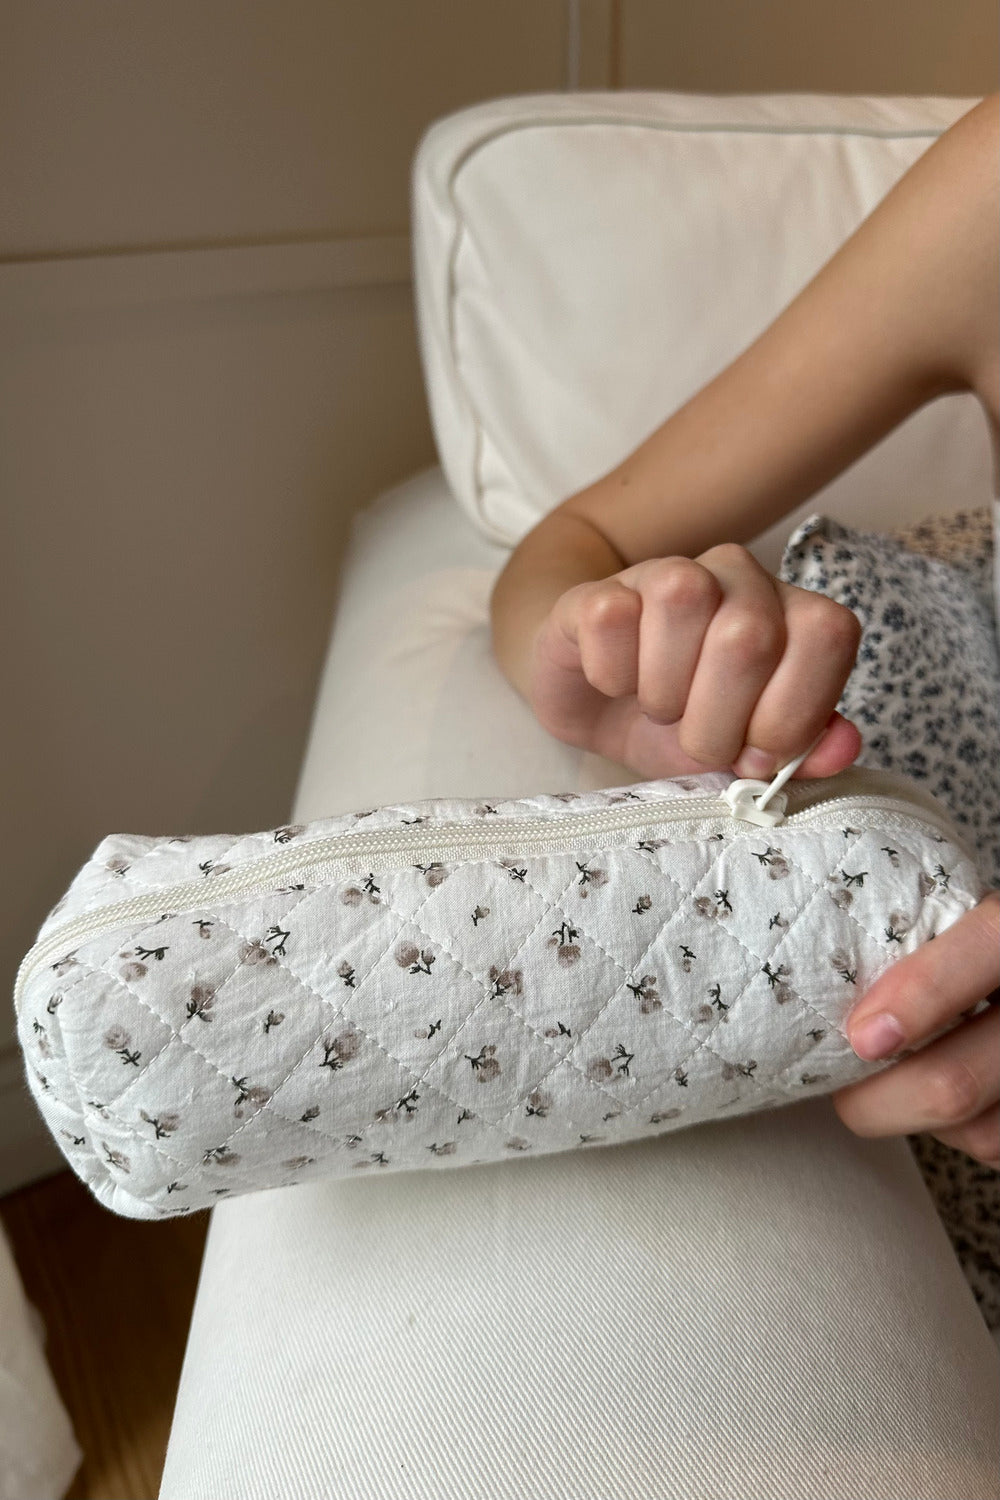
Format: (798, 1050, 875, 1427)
(722, 778, 787, 827)
(721, 731, 825, 827)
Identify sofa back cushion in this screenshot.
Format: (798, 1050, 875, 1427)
(411, 91, 993, 568)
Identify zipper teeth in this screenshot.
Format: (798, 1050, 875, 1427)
(13, 789, 965, 1012)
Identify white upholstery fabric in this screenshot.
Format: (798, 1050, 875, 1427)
(158, 469, 1000, 1500)
(412, 91, 994, 554)
(0, 1222, 81, 1500)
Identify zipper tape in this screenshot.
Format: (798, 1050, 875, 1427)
(13, 767, 974, 1015)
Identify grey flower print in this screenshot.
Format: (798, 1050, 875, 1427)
(51, 953, 79, 977)
(320, 1028, 363, 1071)
(722, 1059, 758, 1081)
(762, 961, 794, 1005)
(574, 860, 609, 898)
(263, 1009, 284, 1033)
(341, 873, 381, 905)
(829, 950, 858, 984)
(102, 1142, 131, 1172)
(186, 984, 216, 1021)
(118, 951, 148, 982)
(395, 942, 435, 975)
(885, 911, 912, 943)
(232, 1077, 272, 1119)
(471, 905, 490, 926)
(139, 1108, 180, 1139)
(586, 1044, 633, 1082)
(694, 890, 732, 919)
(626, 974, 661, 1014)
(525, 1089, 553, 1117)
(105, 856, 130, 877)
(264, 925, 290, 957)
(240, 938, 278, 966)
(489, 966, 524, 998)
(203, 1146, 241, 1166)
(547, 921, 581, 966)
(273, 825, 305, 844)
(104, 1026, 141, 1066)
(414, 862, 449, 888)
(678, 944, 697, 972)
(751, 845, 790, 879)
(464, 1044, 501, 1081)
(632, 894, 652, 914)
(827, 882, 853, 911)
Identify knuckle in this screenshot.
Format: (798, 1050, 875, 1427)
(648, 559, 720, 613)
(715, 612, 783, 665)
(799, 594, 861, 650)
(825, 603, 863, 652)
(701, 541, 752, 570)
(577, 581, 639, 632)
(926, 1059, 982, 1124)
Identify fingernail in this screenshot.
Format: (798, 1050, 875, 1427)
(850, 1013, 905, 1060)
(735, 746, 774, 778)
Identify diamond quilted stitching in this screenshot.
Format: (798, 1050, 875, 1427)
(419, 1018, 580, 1128)
(700, 834, 824, 962)
(56, 963, 174, 1104)
(338, 925, 487, 1076)
(99, 1034, 249, 1173)
(173, 946, 340, 1092)
(264, 1031, 413, 1140)
(413, 856, 553, 972)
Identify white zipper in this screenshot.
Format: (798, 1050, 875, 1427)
(13, 767, 970, 1015)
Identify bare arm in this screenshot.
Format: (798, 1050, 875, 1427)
(491, 93, 999, 723)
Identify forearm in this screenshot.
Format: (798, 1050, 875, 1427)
(489, 507, 626, 704)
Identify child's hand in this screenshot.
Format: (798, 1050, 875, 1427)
(527, 542, 863, 781)
(833, 891, 1000, 1167)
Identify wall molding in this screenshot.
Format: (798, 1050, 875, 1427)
(0, 232, 412, 318)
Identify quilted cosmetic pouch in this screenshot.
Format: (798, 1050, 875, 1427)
(13, 763, 989, 1220)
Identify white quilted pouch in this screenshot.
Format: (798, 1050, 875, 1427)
(13, 763, 989, 1219)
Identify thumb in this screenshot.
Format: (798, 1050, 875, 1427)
(732, 713, 862, 782)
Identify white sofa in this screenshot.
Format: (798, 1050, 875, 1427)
(158, 93, 1000, 1500)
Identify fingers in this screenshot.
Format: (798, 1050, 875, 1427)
(548, 543, 863, 780)
(673, 544, 787, 766)
(833, 1001, 1000, 1165)
(730, 580, 863, 779)
(617, 558, 723, 722)
(845, 890, 1000, 1057)
(832, 892, 1000, 1167)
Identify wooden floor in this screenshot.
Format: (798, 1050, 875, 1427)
(0, 1169, 209, 1500)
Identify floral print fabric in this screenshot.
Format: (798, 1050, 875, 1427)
(778, 509, 1000, 890)
(16, 771, 984, 1220)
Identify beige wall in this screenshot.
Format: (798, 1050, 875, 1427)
(2, 0, 995, 1192)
